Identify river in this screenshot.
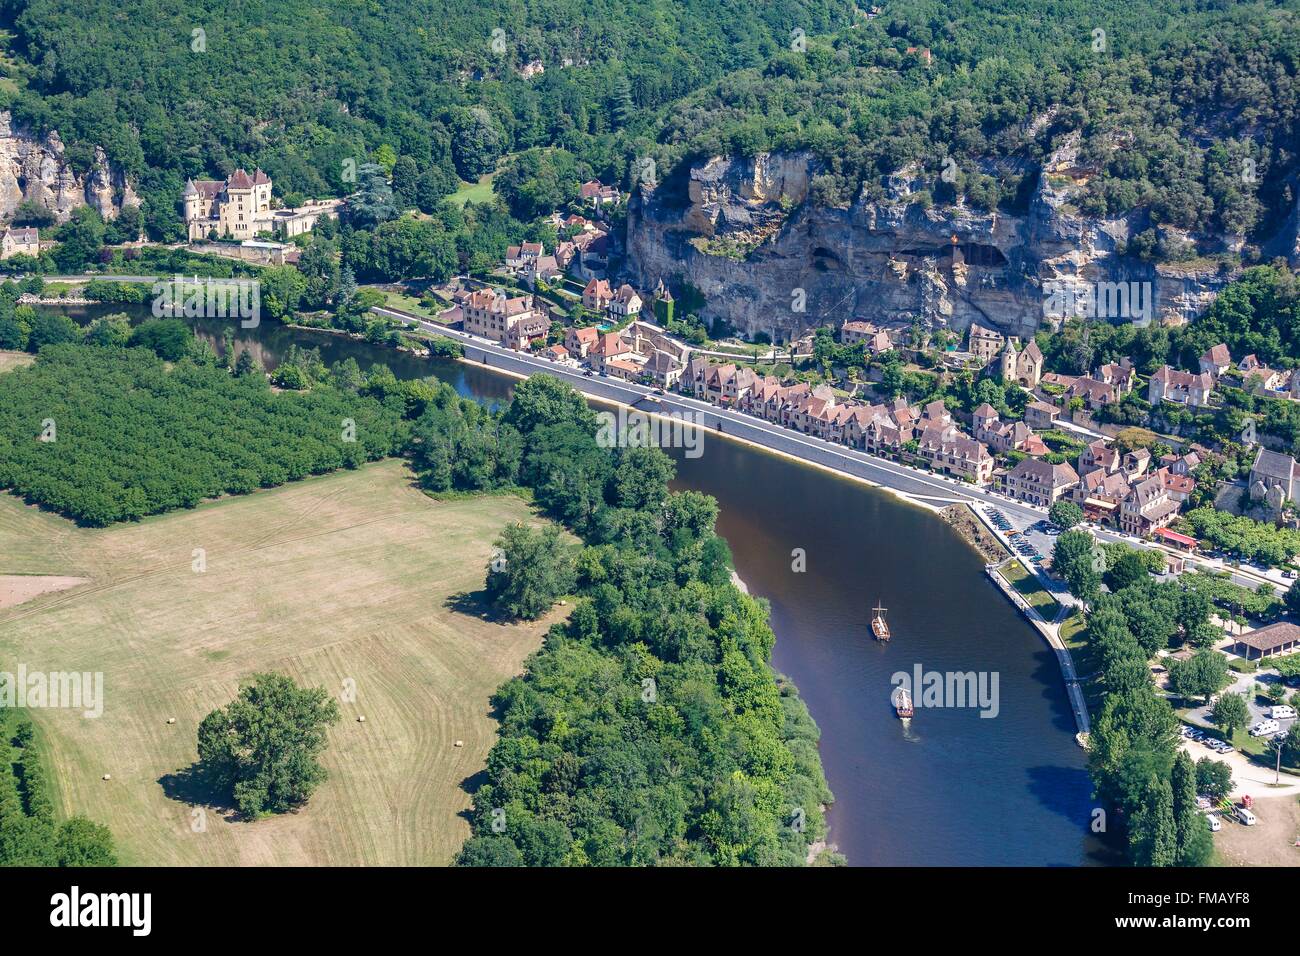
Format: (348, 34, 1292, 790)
(44, 304, 1112, 865)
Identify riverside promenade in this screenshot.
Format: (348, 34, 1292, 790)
(969, 504, 1091, 742)
(373, 305, 1056, 523)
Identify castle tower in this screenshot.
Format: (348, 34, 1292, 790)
(1000, 338, 1018, 383)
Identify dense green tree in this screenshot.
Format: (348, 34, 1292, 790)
(451, 108, 504, 181)
(55, 818, 118, 867)
(1104, 549, 1150, 593)
(26, 312, 81, 352)
(1127, 775, 1177, 867)
(1052, 530, 1102, 604)
(50, 207, 106, 271)
(1048, 499, 1083, 531)
(84, 313, 132, 347)
(1211, 693, 1249, 739)
(346, 163, 398, 230)
(1168, 649, 1230, 705)
(1170, 752, 1213, 867)
(505, 374, 599, 437)
(129, 318, 194, 361)
(486, 521, 576, 620)
(196, 673, 341, 817)
(1195, 758, 1234, 802)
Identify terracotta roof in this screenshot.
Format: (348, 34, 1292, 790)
(227, 168, 254, 189)
(1201, 343, 1231, 365)
(1152, 365, 1213, 390)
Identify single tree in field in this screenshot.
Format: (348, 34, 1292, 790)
(1048, 499, 1084, 531)
(1211, 692, 1249, 740)
(197, 673, 341, 817)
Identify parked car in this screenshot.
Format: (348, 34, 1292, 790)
(1234, 806, 1257, 826)
(1206, 813, 1222, 832)
(1271, 705, 1296, 720)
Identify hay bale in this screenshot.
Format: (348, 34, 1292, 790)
(357, 715, 366, 723)
(454, 739, 463, 748)
(166, 717, 176, 724)
(101, 774, 111, 781)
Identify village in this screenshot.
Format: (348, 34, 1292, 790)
(423, 214, 1300, 589)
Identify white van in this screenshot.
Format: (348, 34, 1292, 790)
(1271, 705, 1296, 720)
(1206, 813, 1222, 832)
(1234, 806, 1257, 826)
(1249, 719, 1280, 737)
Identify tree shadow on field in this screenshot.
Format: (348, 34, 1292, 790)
(445, 587, 503, 622)
(158, 762, 244, 823)
(457, 768, 491, 826)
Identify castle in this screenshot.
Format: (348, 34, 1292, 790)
(184, 169, 338, 241)
(999, 337, 1043, 387)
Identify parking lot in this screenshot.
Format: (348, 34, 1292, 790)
(980, 504, 1055, 567)
(1183, 670, 1297, 751)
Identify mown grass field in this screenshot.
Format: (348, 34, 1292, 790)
(0, 459, 559, 865)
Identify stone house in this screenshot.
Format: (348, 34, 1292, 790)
(1002, 458, 1079, 506)
(1148, 366, 1214, 407)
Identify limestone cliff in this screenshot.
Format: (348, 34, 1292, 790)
(0, 111, 137, 223)
(627, 145, 1238, 342)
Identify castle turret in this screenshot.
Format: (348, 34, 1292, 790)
(1000, 338, 1018, 383)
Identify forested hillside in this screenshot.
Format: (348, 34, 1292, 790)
(653, 0, 1300, 246)
(0, 0, 852, 236)
(1, 0, 1296, 249)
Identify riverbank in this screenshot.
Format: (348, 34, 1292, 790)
(22, 298, 1103, 864)
(382, 307, 1099, 746)
(941, 503, 1012, 562)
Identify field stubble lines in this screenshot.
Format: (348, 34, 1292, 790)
(0, 460, 552, 865)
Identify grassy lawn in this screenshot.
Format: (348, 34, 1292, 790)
(447, 171, 498, 208)
(1060, 611, 1106, 714)
(1002, 559, 1063, 618)
(0, 349, 34, 373)
(0, 459, 561, 865)
(378, 289, 452, 321)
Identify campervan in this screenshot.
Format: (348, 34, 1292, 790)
(1249, 719, 1280, 737)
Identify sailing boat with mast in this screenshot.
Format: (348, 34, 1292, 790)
(871, 600, 890, 641)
